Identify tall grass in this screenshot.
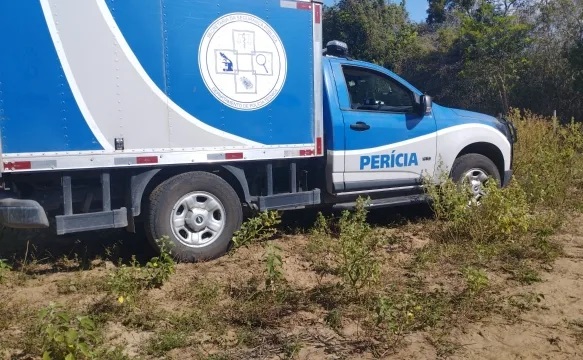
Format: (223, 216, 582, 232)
(510, 109, 583, 211)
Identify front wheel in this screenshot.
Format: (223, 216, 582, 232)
(450, 154, 501, 203)
(145, 171, 243, 262)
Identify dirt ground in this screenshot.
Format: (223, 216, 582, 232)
(1, 209, 582, 359)
(446, 224, 583, 360)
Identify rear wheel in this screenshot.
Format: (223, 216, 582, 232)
(145, 171, 243, 262)
(450, 154, 501, 203)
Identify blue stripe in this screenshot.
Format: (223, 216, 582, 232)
(0, 2, 103, 153)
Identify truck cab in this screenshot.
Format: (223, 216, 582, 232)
(320, 41, 515, 207)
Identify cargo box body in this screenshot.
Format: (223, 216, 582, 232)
(0, 0, 323, 172)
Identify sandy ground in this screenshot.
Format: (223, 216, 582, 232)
(1, 211, 582, 359)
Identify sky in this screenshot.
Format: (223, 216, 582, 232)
(322, 0, 428, 23)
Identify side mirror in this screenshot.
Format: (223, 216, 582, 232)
(421, 95, 432, 115)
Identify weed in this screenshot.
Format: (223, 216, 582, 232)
(515, 265, 542, 285)
(37, 303, 98, 360)
(145, 329, 189, 356)
(425, 173, 531, 244)
(0, 258, 11, 284)
(336, 197, 383, 294)
(228, 283, 303, 329)
(264, 242, 285, 291)
(144, 237, 176, 288)
(232, 210, 281, 250)
(510, 109, 583, 211)
(324, 309, 342, 330)
(106, 257, 144, 306)
(462, 267, 489, 295)
(374, 287, 449, 337)
(304, 212, 335, 274)
(106, 241, 175, 305)
(507, 292, 545, 311)
(281, 336, 302, 359)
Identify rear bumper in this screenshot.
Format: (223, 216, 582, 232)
(503, 170, 513, 187)
(0, 198, 49, 229)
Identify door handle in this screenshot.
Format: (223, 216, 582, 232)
(350, 121, 370, 131)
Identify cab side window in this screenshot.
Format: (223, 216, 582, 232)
(342, 66, 414, 113)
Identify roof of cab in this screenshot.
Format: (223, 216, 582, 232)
(322, 55, 423, 96)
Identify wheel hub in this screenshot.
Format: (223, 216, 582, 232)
(170, 192, 226, 248)
(463, 168, 489, 203)
(185, 209, 209, 232)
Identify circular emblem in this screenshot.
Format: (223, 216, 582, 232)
(199, 13, 288, 111)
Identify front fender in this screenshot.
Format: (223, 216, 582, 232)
(435, 124, 512, 179)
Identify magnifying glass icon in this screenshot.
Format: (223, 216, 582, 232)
(256, 54, 268, 74)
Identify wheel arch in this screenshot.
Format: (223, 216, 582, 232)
(131, 165, 251, 220)
(455, 142, 505, 180)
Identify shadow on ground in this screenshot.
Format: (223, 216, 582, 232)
(0, 204, 435, 272)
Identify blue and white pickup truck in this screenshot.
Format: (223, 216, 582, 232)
(0, 0, 516, 261)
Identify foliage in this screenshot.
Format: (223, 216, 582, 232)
(458, 4, 532, 112)
(374, 288, 449, 336)
(232, 211, 281, 250)
(38, 303, 98, 360)
(323, 0, 419, 72)
(463, 267, 489, 295)
(510, 109, 583, 211)
(107, 240, 175, 305)
(0, 258, 11, 283)
(425, 172, 531, 244)
(324, 0, 583, 121)
(336, 198, 383, 293)
(264, 243, 285, 291)
(569, 40, 583, 94)
(145, 238, 176, 288)
(307, 198, 383, 295)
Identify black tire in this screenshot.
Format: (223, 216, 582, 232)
(450, 153, 501, 186)
(145, 171, 243, 262)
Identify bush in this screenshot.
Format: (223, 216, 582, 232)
(336, 198, 383, 294)
(307, 198, 384, 295)
(509, 109, 583, 210)
(107, 240, 175, 305)
(38, 303, 98, 360)
(425, 174, 531, 244)
(0, 258, 11, 284)
(232, 210, 281, 250)
(264, 242, 285, 291)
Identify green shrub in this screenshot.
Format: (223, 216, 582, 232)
(38, 303, 98, 360)
(374, 288, 448, 336)
(306, 198, 383, 295)
(107, 240, 175, 305)
(264, 242, 285, 291)
(0, 258, 11, 284)
(144, 238, 176, 288)
(509, 109, 583, 210)
(232, 210, 281, 250)
(425, 174, 531, 244)
(336, 198, 383, 294)
(462, 267, 489, 295)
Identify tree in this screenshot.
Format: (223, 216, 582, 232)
(458, 3, 532, 112)
(323, 0, 418, 72)
(569, 40, 583, 94)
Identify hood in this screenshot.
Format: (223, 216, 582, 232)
(432, 103, 502, 128)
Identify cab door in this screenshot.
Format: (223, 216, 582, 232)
(332, 63, 437, 192)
